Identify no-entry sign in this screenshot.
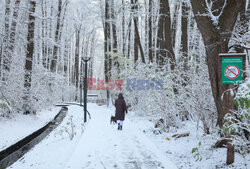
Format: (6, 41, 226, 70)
(220, 53, 246, 84)
(225, 65, 240, 79)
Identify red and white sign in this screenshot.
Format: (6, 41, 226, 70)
(225, 65, 239, 79)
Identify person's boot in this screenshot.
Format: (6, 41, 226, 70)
(118, 124, 120, 130)
(120, 125, 122, 130)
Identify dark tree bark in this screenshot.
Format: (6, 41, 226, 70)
(0, 0, 11, 77)
(104, 0, 110, 105)
(131, 0, 138, 63)
(131, 0, 145, 64)
(4, 0, 11, 38)
(157, 0, 175, 69)
(2, 0, 20, 78)
(104, 0, 115, 82)
(127, 19, 132, 59)
(111, 0, 117, 52)
(89, 30, 96, 79)
(8, 0, 21, 55)
(74, 28, 80, 101)
(23, 0, 36, 114)
(148, 0, 153, 63)
(180, 1, 190, 87)
(47, 3, 54, 69)
(191, 0, 245, 129)
(122, 0, 126, 55)
(58, 1, 68, 42)
(181, 1, 189, 60)
(63, 43, 69, 75)
(111, 0, 119, 70)
(51, 0, 63, 72)
(190, 0, 246, 164)
(41, 0, 46, 68)
(57, 1, 68, 73)
(144, 0, 148, 60)
(133, 19, 145, 63)
(104, 0, 116, 105)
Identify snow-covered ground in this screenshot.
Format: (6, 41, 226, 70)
(129, 114, 250, 169)
(0, 107, 61, 151)
(8, 104, 177, 169)
(5, 103, 249, 169)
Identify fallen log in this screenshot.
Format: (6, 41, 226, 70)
(172, 132, 190, 139)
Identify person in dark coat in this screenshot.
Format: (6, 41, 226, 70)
(115, 93, 127, 130)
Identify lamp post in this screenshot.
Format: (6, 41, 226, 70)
(79, 76, 82, 106)
(83, 56, 91, 122)
(79, 59, 83, 106)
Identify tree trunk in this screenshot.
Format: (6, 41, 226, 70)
(58, 1, 68, 42)
(2, 0, 20, 79)
(226, 137, 234, 164)
(6, 0, 21, 69)
(23, 0, 36, 114)
(131, 0, 138, 63)
(181, 1, 190, 86)
(127, 19, 132, 59)
(47, 3, 54, 69)
(51, 0, 62, 72)
(190, 0, 246, 164)
(148, 0, 153, 63)
(104, 0, 112, 105)
(41, 0, 46, 67)
(0, 0, 11, 76)
(157, 0, 175, 69)
(132, 0, 145, 64)
(133, 19, 145, 63)
(171, 1, 180, 49)
(122, 0, 126, 55)
(181, 1, 189, 60)
(111, 0, 119, 71)
(89, 30, 96, 79)
(74, 28, 80, 101)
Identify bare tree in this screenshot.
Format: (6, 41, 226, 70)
(111, 0, 119, 69)
(131, 0, 145, 64)
(180, 1, 189, 61)
(104, 0, 118, 105)
(156, 0, 175, 69)
(180, 1, 190, 87)
(127, 16, 132, 59)
(0, 0, 11, 75)
(190, 0, 246, 164)
(2, 0, 21, 79)
(23, 0, 36, 114)
(171, 1, 180, 50)
(51, 0, 63, 72)
(148, 0, 153, 63)
(74, 27, 80, 101)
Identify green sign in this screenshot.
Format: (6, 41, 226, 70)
(222, 57, 243, 84)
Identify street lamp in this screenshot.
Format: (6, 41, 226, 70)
(79, 76, 82, 106)
(83, 56, 91, 123)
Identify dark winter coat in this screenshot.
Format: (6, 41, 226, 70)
(115, 94, 127, 121)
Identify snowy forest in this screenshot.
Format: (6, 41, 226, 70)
(0, 0, 249, 169)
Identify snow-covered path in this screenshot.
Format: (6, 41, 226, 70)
(8, 104, 177, 169)
(66, 104, 177, 169)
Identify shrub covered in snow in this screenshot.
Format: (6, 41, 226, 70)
(110, 55, 217, 133)
(221, 76, 250, 156)
(0, 64, 75, 115)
